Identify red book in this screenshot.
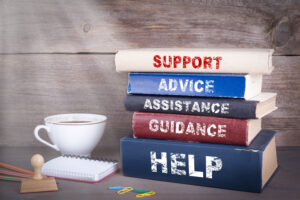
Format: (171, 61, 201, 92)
(132, 112, 261, 146)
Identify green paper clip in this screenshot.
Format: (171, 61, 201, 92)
(131, 190, 151, 194)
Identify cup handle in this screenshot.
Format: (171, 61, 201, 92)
(34, 125, 59, 151)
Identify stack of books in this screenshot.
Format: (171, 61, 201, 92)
(116, 49, 278, 193)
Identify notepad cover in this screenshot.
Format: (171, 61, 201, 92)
(42, 156, 118, 183)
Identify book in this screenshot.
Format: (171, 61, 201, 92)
(115, 48, 273, 74)
(124, 93, 277, 119)
(42, 156, 118, 183)
(132, 112, 261, 146)
(128, 73, 262, 100)
(121, 130, 278, 193)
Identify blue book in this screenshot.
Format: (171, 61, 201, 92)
(121, 130, 278, 193)
(128, 73, 262, 99)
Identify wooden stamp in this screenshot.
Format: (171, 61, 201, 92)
(20, 154, 58, 194)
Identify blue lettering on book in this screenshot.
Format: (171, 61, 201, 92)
(158, 79, 214, 93)
(150, 151, 222, 179)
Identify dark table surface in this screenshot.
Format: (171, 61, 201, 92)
(0, 146, 300, 200)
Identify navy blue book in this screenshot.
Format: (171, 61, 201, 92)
(124, 93, 277, 119)
(127, 73, 262, 99)
(121, 130, 278, 193)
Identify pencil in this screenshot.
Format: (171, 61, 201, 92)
(0, 169, 32, 178)
(0, 162, 34, 175)
(0, 175, 23, 182)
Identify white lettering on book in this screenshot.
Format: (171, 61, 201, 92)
(150, 151, 167, 174)
(143, 99, 229, 114)
(169, 79, 178, 91)
(148, 119, 227, 137)
(179, 79, 189, 92)
(176, 121, 185, 134)
(188, 155, 203, 178)
(158, 78, 214, 93)
(171, 153, 186, 175)
(150, 151, 222, 179)
(206, 156, 222, 179)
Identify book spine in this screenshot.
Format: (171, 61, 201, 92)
(128, 73, 247, 98)
(125, 95, 257, 119)
(116, 49, 273, 74)
(121, 135, 265, 193)
(132, 112, 249, 145)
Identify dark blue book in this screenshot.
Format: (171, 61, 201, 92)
(124, 93, 277, 119)
(121, 130, 278, 193)
(127, 73, 262, 99)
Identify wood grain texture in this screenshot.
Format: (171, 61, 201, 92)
(262, 56, 300, 146)
(20, 178, 58, 194)
(0, 0, 300, 55)
(0, 55, 299, 147)
(0, 54, 130, 150)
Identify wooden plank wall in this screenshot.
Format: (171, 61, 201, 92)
(0, 0, 300, 150)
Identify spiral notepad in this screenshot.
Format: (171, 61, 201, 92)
(42, 156, 118, 183)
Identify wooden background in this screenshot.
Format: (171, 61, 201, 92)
(1, 0, 300, 153)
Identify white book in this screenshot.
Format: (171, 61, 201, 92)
(115, 48, 274, 74)
(42, 156, 118, 183)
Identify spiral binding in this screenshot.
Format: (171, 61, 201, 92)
(62, 154, 118, 163)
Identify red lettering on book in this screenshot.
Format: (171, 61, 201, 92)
(163, 56, 172, 68)
(213, 57, 222, 69)
(153, 55, 161, 68)
(173, 56, 181, 68)
(183, 56, 191, 68)
(203, 57, 212, 69)
(153, 55, 222, 70)
(192, 57, 202, 69)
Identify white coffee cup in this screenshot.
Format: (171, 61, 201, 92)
(34, 113, 107, 157)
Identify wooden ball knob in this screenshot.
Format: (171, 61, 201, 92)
(31, 154, 44, 180)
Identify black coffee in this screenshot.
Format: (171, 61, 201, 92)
(58, 121, 92, 124)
